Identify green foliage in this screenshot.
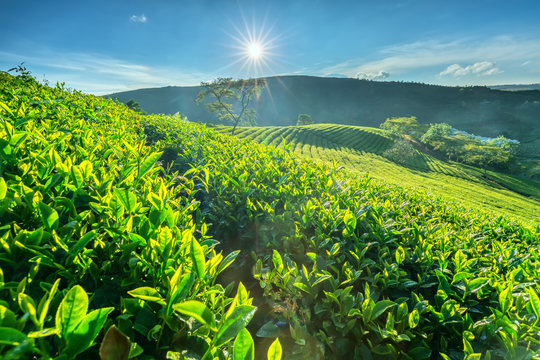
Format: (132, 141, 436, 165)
(380, 116, 420, 137)
(1, 69, 539, 360)
(0, 71, 255, 358)
(296, 114, 313, 126)
(383, 139, 421, 165)
(216, 124, 540, 223)
(421, 123, 521, 173)
(420, 122, 452, 144)
(205, 126, 539, 358)
(267, 338, 282, 360)
(125, 99, 145, 114)
(196, 77, 266, 134)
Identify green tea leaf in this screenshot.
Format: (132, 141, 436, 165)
(0, 327, 27, 345)
(65, 307, 114, 358)
(68, 230, 96, 262)
(138, 152, 162, 179)
(499, 285, 513, 313)
(214, 305, 256, 347)
(191, 237, 206, 279)
(114, 188, 137, 214)
(128, 287, 165, 305)
(27, 327, 60, 338)
(71, 165, 83, 188)
(371, 300, 396, 321)
(267, 338, 282, 360)
(129, 233, 147, 246)
(272, 250, 284, 273)
(173, 300, 216, 329)
(17, 293, 37, 325)
(233, 328, 254, 360)
(0, 305, 17, 328)
(408, 347, 432, 359)
(395, 246, 405, 264)
(467, 277, 490, 294)
(435, 270, 451, 295)
(168, 272, 196, 316)
(409, 309, 420, 329)
(217, 250, 240, 275)
(293, 282, 310, 294)
(343, 210, 356, 230)
(56, 285, 88, 338)
(79, 160, 93, 179)
(526, 287, 540, 320)
(38, 201, 59, 230)
(256, 321, 281, 338)
(452, 272, 472, 284)
(311, 274, 331, 287)
(0, 177, 6, 200)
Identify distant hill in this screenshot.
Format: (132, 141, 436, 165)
(107, 75, 540, 147)
(490, 84, 540, 91)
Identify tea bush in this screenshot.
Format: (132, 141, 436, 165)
(1, 71, 539, 359)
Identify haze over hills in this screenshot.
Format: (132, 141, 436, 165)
(107, 76, 540, 158)
(490, 83, 540, 91)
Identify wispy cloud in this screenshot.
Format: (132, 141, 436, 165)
(440, 61, 501, 77)
(312, 36, 540, 83)
(0, 50, 204, 94)
(130, 14, 147, 23)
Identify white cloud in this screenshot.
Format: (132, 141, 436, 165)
(356, 71, 390, 80)
(0, 50, 204, 94)
(440, 61, 501, 77)
(313, 36, 540, 83)
(130, 14, 147, 23)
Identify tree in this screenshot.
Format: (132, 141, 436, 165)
(380, 117, 419, 137)
(196, 77, 266, 135)
(125, 99, 145, 114)
(461, 143, 508, 176)
(420, 123, 452, 145)
(383, 139, 420, 166)
(296, 114, 313, 126)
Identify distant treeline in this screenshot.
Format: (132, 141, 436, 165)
(107, 75, 540, 157)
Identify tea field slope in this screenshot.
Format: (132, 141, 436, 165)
(215, 124, 540, 224)
(1, 73, 539, 360)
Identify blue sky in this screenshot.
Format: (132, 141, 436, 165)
(1, 0, 540, 94)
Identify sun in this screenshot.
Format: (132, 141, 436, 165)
(248, 42, 263, 60)
(223, 15, 284, 77)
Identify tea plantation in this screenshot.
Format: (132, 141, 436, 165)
(1, 73, 539, 359)
(215, 124, 540, 225)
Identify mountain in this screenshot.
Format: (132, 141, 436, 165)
(490, 84, 540, 91)
(107, 75, 540, 146)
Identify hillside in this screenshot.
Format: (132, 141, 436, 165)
(107, 76, 540, 157)
(491, 84, 540, 91)
(214, 124, 540, 224)
(1, 72, 540, 359)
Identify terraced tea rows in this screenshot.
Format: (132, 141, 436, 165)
(216, 124, 540, 224)
(1, 72, 539, 359)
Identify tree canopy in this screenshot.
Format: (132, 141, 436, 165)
(296, 114, 313, 126)
(420, 123, 520, 173)
(420, 122, 452, 144)
(380, 117, 420, 137)
(125, 99, 145, 114)
(196, 77, 266, 135)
